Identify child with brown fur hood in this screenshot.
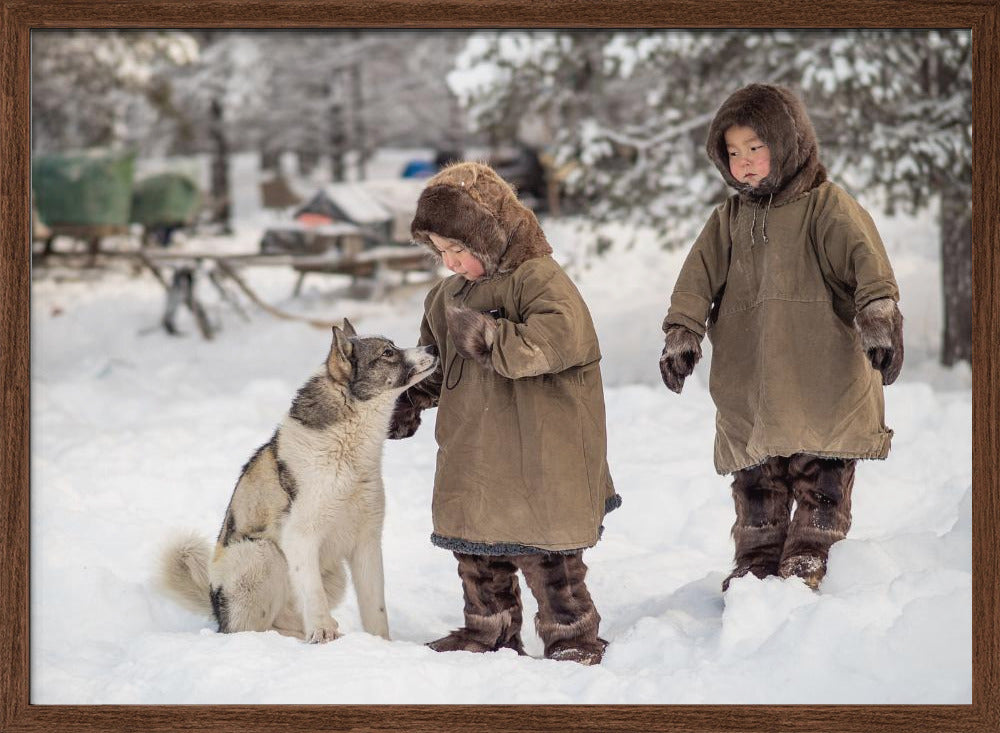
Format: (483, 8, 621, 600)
(390, 161, 620, 665)
(659, 84, 904, 591)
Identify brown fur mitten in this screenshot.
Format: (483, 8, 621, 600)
(446, 306, 497, 369)
(659, 325, 703, 393)
(388, 394, 422, 439)
(388, 377, 440, 439)
(855, 298, 904, 385)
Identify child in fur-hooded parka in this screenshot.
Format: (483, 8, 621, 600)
(659, 84, 904, 591)
(390, 161, 620, 665)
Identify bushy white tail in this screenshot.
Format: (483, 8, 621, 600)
(158, 531, 213, 616)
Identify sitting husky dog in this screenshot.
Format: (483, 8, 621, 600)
(159, 319, 438, 643)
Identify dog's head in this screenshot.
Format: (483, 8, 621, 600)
(326, 318, 438, 401)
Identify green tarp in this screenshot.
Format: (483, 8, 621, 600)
(32, 150, 135, 227)
(131, 172, 201, 226)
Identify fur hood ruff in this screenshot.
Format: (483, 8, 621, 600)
(706, 83, 828, 206)
(410, 162, 552, 280)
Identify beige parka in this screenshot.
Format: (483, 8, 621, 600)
(664, 85, 900, 475)
(409, 163, 618, 554)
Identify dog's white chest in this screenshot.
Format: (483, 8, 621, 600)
(277, 411, 387, 527)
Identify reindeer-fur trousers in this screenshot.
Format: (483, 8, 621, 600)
(724, 454, 855, 591)
(428, 551, 607, 664)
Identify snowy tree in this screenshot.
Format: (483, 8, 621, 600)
(157, 31, 272, 233)
(450, 30, 971, 365)
(798, 31, 971, 365)
(250, 31, 472, 180)
(31, 31, 198, 154)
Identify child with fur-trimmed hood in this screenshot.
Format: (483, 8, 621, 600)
(390, 161, 620, 665)
(659, 84, 904, 591)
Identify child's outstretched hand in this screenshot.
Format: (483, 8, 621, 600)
(659, 325, 702, 393)
(855, 298, 904, 385)
(388, 393, 423, 439)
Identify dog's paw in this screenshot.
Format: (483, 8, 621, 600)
(305, 619, 341, 644)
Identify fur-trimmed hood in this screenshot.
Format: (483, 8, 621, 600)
(410, 162, 552, 280)
(706, 84, 827, 205)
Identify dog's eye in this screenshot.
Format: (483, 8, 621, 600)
(381, 347, 394, 358)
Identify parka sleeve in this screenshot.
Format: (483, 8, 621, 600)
(662, 202, 733, 338)
(489, 262, 600, 380)
(814, 186, 899, 311)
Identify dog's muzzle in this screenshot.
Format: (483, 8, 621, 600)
(405, 347, 438, 382)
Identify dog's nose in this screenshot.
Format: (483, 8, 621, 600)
(425, 344, 439, 357)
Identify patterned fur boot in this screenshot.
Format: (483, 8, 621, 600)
(427, 552, 526, 654)
(519, 552, 607, 666)
(779, 455, 855, 590)
(722, 458, 793, 591)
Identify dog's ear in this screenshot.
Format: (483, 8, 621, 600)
(327, 325, 354, 381)
(341, 318, 357, 338)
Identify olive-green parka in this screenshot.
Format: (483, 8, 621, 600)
(664, 84, 900, 475)
(409, 162, 618, 554)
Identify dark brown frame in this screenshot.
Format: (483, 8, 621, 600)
(2, 1, 997, 731)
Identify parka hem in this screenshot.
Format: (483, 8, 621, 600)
(716, 446, 891, 476)
(431, 533, 594, 556)
(431, 494, 623, 556)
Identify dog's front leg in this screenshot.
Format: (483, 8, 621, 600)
(350, 521, 390, 640)
(283, 532, 340, 643)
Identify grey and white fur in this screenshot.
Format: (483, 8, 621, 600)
(855, 297, 904, 385)
(158, 319, 438, 643)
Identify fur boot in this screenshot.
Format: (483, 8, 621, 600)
(779, 456, 855, 589)
(518, 552, 607, 666)
(427, 553, 526, 654)
(722, 458, 793, 591)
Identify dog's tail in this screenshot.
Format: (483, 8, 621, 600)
(157, 531, 213, 616)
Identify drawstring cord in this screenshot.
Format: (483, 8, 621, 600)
(445, 352, 465, 390)
(749, 192, 774, 247)
(761, 192, 773, 245)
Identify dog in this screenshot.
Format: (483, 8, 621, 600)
(158, 319, 438, 643)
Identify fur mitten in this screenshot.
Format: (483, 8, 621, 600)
(855, 298, 904, 385)
(446, 306, 497, 369)
(659, 325, 702, 393)
(388, 373, 441, 439)
(388, 393, 423, 439)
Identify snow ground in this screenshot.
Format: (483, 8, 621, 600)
(29, 153, 970, 704)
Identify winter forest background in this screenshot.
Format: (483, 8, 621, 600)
(30, 30, 972, 704)
(32, 29, 972, 363)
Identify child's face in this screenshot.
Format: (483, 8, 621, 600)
(724, 125, 771, 188)
(429, 233, 485, 281)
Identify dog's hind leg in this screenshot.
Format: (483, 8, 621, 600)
(271, 604, 306, 639)
(209, 539, 289, 633)
(349, 520, 390, 640)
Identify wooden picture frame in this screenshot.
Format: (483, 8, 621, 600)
(2, 1, 996, 730)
